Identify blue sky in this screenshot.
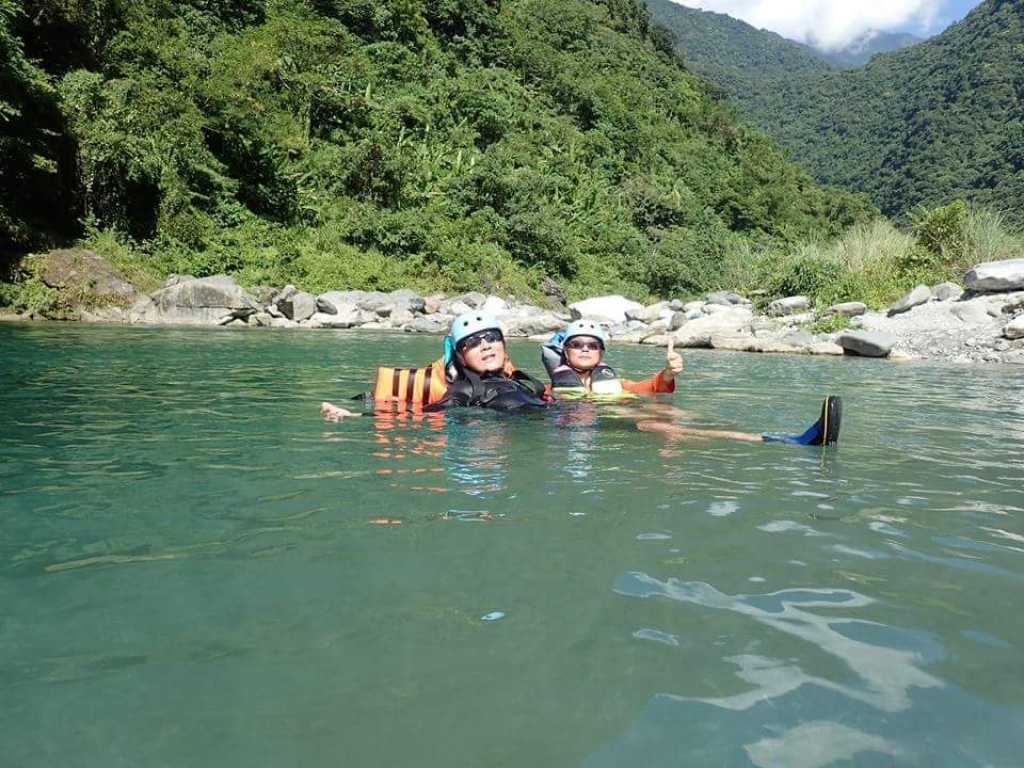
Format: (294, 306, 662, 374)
(672, 1, 987, 50)
(901, 0, 985, 36)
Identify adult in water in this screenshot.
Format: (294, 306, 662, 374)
(542, 318, 841, 445)
(321, 311, 549, 418)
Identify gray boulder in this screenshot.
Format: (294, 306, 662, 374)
(319, 290, 370, 307)
(705, 291, 747, 306)
(390, 308, 415, 327)
(480, 295, 509, 315)
(1004, 315, 1024, 340)
(569, 295, 644, 325)
(888, 284, 931, 316)
(964, 258, 1024, 292)
(143, 275, 258, 324)
(767, 296, 811, 317)
(315, 296, 338, 315)
(950, 302, 998, 325)
(626, 301, 670, 324)
(36, 249, 136, 300)
(279, 290, 317, 321)
(931, 282, 964, 302)
(781, 330, 814, 347)
(823, 301, 867, 318)
(450, 291, 487, 309)
(504, 313, 565, 337)
(406, 316, 449, 334)
(672, 308, 753, 348)
(838, 331, 897, 358)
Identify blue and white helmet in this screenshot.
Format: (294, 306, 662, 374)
(449, 311, 503, 346)
(563, 319, 607, 348)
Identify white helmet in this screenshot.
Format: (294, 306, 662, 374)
(449, 311, 503, 346)
(563, 319, 607, 348)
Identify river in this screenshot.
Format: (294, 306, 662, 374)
(2, 323, 1023, 766)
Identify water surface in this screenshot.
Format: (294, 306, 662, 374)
(2, 323, 1023, 766)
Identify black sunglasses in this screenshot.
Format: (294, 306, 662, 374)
(457, 329, 504, 352)
(565, 339, 602, 351)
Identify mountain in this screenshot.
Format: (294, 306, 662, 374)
(643, 0, 835, 90)
(821, 30, 924, 68)
(647, 0, 1024, 220)
(0, 0, 870, 299)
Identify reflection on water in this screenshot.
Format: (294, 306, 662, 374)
(595, 577, 1024, 767)
(614, 578, 943, 712)
(2, 324, 1024, 767)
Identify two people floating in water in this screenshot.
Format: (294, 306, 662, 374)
(321, 311, 841, 446)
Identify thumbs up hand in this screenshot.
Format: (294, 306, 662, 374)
(664, 337, 683, 380)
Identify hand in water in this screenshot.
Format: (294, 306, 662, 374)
(664, 337, 683, 380)
(321, 401, 360, 420)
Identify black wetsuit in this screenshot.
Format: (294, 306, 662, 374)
(426, 367, 549, 412)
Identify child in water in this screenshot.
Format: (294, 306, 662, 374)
(541, 319, 841, 445)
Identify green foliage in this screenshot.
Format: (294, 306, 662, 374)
(646, 0, 1024, 223)
(3, 0, 871, 299)
(807, 313, 852, 335)
(818, 312, 855, 334)
(910, 200, 969, 260)
(740, 203, 1024, 309)
(0, 258, 65, 315)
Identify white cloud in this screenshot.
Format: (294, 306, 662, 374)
(671, 0, 947, 51)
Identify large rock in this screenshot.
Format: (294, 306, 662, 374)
(142, 275, 257, 324)
(308, 308, 366, 328)
(278, 290, 317, 321)
(626, 301, 670, 324)
(950, 302, 998, 325)
(504, 313, 566, 337)
(888, 284, 931, 316)
(964, 258, 1024, 292)
(569, 295, 643, 325)
(838, 331, 897, 358)
(541, 276, 568, 307)
(319, 290, 370, 307)
(671, 308, 753, 348)
(931, 282, 964, 302)
(449, 291, 487, 309)
(1004, 315, 1024, 340)
(480, 295, 508, 315)
(808, 342, 845, 356)
(406, 316, 450, 334)
(823, 301, 867, 318)
(36, 249, 137, 300)
(767, 296, 810, 317)
(705, 291, 748, 306)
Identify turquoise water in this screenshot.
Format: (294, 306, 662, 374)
(2, 323, 1023, 767)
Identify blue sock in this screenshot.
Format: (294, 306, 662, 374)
(762, 422, 821, 445)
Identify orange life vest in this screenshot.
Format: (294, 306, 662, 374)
(372, 359, 449, 409)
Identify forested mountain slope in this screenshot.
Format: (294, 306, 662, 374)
(0, 0, 868, 298)
(642, 0, 835, 103)
(822, 30, 922, 68)
(646, 0, 1024, 220)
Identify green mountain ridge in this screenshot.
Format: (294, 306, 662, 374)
(646, 0, 1024, 220)
(822, 30, 924, 68)
(0, 0, 869, 299)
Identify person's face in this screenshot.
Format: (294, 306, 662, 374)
(565, 335, 603, 371)
(458, 329, 507, 373)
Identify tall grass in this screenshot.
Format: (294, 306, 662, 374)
(738, 204, 1024, 309)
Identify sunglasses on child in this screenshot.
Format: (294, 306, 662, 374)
(565, 339, 603, 351)
(457, 329, 504, 351)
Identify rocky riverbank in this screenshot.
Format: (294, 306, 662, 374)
(7, 249, 1024, 365)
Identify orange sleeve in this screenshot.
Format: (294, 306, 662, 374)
(621, 370, 676, 394)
